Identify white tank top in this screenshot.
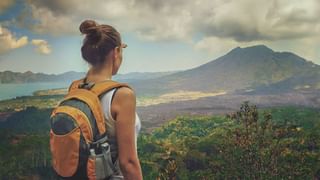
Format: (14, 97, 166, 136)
(100, 87, 141, 147)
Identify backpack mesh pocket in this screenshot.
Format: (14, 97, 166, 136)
(87, 141, 116, 179)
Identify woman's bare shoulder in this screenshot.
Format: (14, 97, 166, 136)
(116, 86, 135, 99)
(112, 86, 136, 109)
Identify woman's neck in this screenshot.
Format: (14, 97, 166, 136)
(85, 65, 112, 83)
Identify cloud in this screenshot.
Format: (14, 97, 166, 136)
(0, 24, 51, 55)
(194, 36, 268, 58)
(0, 0, 15, 14)
(31, 39, 52, 54)
(6, 0, 320, 61)
(0, 25, 28, 54)
(195, 37, 241, 57)
(14, 0, 319, 42)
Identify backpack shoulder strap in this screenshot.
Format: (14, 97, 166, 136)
(89, 80, 132, 98)
(67, 78, 131, 95)
(68, 78, 85, 93)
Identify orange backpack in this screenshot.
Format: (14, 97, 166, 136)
(49, 78, 130, 179)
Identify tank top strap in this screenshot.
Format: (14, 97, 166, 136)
(100, 88, 117, 138)
(100, 87, 141, 138)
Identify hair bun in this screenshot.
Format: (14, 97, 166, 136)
(79, 20, 99, 35)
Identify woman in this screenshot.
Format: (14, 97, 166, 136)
(79, 19, 143, 180)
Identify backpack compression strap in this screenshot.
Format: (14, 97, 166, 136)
(89, 80, 131, 97)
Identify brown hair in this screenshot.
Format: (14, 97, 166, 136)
(79, 20, 122, 67)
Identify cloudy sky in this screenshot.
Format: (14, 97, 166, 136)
(0, 0, 319, 74)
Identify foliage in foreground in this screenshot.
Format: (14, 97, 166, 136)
(0, 131, 54, 179)
(138, 102, 320, 179)
(0, 103, 319, 179)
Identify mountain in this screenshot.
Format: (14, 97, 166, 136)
(114, 71, 179, 81)
(0, 71, 86, 83)
(0, 70, 177, 84)
(130, 45, 320, 96)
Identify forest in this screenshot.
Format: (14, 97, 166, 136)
(0, 102, 319, 179)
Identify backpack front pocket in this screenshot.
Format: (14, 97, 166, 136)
(50, 128, 81, 177)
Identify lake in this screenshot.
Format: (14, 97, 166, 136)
(0, 82, 71, 101)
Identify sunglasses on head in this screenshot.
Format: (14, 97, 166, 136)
(119, 43, 127, 48)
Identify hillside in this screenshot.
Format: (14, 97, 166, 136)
(130, 45, 320, 96)
(246, 70, 320, 94)
(0, 71, 85, 83)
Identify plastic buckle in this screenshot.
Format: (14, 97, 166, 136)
(78, 82, 95, 90)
